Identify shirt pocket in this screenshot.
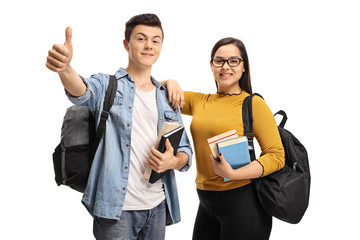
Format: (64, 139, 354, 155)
(110, 91, 124, 122)
(164, 111, 178, 122)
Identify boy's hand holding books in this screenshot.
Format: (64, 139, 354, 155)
(148, 139, 177, 173)
(144, 122, 186, 183)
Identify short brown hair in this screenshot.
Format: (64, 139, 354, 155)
(125, 13, 164, 42)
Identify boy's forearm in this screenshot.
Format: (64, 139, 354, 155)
(173, 152, 189, 170)
(58, 65, 86, 97)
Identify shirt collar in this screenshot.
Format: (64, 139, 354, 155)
(115, 67, 165, 91)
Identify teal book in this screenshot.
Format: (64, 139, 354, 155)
(216, 136, 250, 182)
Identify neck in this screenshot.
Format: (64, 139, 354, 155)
(125, 63, 154, 91)
(217, 85, 242, 95)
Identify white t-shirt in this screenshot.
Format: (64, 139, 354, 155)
(122, 87, 165, 210)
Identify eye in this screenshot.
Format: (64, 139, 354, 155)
(137, 37, 145, 42)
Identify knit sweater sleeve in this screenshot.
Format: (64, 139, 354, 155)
(182, 91, 200, 116)
(252, 96, 285, 176)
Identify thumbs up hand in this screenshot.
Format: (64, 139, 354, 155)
(46, 27, 74, 73)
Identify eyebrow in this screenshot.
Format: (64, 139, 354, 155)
(136, 32, 162, 39)
(213, 56, 241, 59)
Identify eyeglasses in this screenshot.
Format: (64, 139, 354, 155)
(211, 58, 244, 68)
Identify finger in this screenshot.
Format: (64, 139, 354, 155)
(52, 44, 70, 57)
(65, 26, 72, 47)
(46, 56, 66, 70)
(147, 157, 158, 170)
(46, 61, 60, 72)
(209, 154, 218, 171)
(165, 139, 173, 153)
(180, 93, 185, 110)
(218, 152, 225, 162)
(170, 92, 178, 110)
(210, 154, 218, 163)
(172, 93, 180, 110)
(149, 148, 159, 161)
(148, 156, 166, 173)
(150, 146, 165, 161)
(48, 48, 68, 63)
(168, 90, 174, 104)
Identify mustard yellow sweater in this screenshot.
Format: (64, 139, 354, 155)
(182, 91, 285, 191)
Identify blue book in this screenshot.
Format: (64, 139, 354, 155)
(216, 136, 250, 182)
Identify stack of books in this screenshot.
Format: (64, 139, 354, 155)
(207, 130, 250, 182)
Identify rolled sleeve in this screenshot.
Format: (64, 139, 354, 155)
(176, 147, 192, 172)
(65, 76, 93, 105)
(175, 107, 193, 172)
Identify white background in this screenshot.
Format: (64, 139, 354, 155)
(1, 0, 359, 239)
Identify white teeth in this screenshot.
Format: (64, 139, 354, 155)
(221, 74, 232, 76)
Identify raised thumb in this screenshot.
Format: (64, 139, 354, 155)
(65, 26, 72, 47)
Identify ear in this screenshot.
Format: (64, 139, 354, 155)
(123, 39, 129, 51)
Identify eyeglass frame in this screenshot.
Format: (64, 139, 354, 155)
(211, 57, 244, 68)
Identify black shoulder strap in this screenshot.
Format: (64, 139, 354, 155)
(242, 93, 263, 161)
(90, 75, 118, 161)
(274, 110, 287, 129)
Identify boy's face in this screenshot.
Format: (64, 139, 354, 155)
(124, 25, 163, 68)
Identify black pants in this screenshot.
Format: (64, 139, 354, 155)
(192, 183, 272, 240)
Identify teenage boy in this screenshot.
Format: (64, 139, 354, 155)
(46, 13, 192, 240)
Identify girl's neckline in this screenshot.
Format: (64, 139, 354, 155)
(216, 90, 243, 96)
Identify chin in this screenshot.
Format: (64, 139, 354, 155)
(141, 59, 157, 66)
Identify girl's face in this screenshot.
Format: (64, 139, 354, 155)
(211, 44, 245, 94)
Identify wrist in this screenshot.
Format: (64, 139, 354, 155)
(173, 152, 188, 170)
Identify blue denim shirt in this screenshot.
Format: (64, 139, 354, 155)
(66, 68, 192, 225)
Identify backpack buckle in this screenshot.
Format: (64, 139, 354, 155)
(246, 133, 254, 140)
(246, 133, 254, 151)
(101, 111, 109, 121)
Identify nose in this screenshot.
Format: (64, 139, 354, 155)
(144, 40, 153, 50)
(222, 60, 231, 69)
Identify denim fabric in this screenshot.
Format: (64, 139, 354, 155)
(66, 67, 192, 224)
(93, 201, 166, 240)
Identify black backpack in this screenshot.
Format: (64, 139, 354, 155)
(242, 93, 311, 224)
(52, 75, 117, 193)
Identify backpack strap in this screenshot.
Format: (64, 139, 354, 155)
(242, 93, 263, 161)
(90, 75, 118, 161)
(274, 110, 287, 129)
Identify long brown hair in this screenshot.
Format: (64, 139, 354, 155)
(211, 37, 252, 94)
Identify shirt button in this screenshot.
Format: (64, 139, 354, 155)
(129, 106, 132, 109)
(126, 144, 129, 147)
(123, 187, 126, 191)
(127, 124, 130, 127)
(131, 87, 134, 89)
(160, 117, 163, 120)
(125, 166, 128, 169)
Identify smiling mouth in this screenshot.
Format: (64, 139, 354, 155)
(141, 53, 154, 56)
(220, 73, 233, 77)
